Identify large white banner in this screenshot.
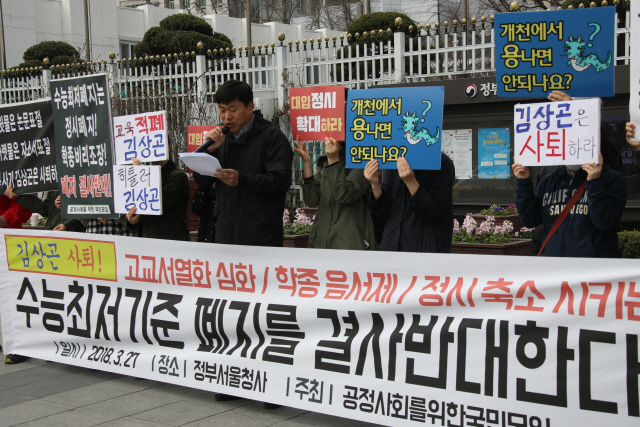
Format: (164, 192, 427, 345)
(631, 3, 640, 142)
(0, 230, 639, 426)
(514, 99, 601, 166)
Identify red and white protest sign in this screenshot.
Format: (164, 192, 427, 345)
(186, 125, 216, 153)
(290, 85, 345, 141)
(113, 111, 168, 165)
(514, 99, 601, 166)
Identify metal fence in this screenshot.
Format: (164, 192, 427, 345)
(0, 9, 632, 181)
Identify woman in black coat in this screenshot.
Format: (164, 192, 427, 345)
(192, 172, 216, 243)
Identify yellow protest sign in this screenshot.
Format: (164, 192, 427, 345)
(5, 235, 117, 281)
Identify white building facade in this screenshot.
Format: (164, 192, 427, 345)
(1, 0, 343, 68)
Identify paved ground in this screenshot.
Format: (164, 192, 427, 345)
(0, 325, 382, 427)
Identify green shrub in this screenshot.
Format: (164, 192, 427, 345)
(334, 12, 417, 82)
(134, 15, 231, 57)
(160, 14, 214, 37)
(347, 12, 416, 37)
(23, 41, 79, 62)
(618, 230, 640, 259)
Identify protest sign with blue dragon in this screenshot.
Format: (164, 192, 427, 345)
(495, 7, 615, 97)
(346, 86, 444, 170)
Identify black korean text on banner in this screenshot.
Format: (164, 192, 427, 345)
(50, 74, 117, 218)
(1, 231, 639, 426)
(0, 99, 58, 193)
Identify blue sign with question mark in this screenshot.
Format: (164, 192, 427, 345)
(346, 86, 444, 170)
(494, 7, 615, 98)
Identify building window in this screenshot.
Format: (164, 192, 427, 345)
(296, 0, 303, 11)
(199, 0, 207, 6)
(169, 1, 174, 8)
(184, 0, 191, 7)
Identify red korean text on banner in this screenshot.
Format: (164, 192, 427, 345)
(290, 86, 345, 141)
(186, 126, 216, 153)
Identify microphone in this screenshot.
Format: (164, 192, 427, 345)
(195, 125, 230, 152)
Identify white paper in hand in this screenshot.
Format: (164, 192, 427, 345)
(179, 152, 222, 176)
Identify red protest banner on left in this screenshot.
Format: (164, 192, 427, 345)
(290, 85, 345, 141)
(186, 126, 216, 153)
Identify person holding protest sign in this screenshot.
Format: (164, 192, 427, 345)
(294, 136, 378, 251)
(364, 154, 455, 253)
(125, 156, 190, 241)
(622, 122, 640, 199)
(0, 185, 33, 364)
(203, 79, 293, 248)
(0, 185, 33, 229)
(52, 197, 134, 237)
(15, 191, 62, 230)
(54, 215, 134, 236)
(513, 152, 626, 257)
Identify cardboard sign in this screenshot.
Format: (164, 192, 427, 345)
(290, 86, 345, 141)
(514, 98, 600, 166)
(346, 86, 444, 170)
(50, 74, 117, 218)
(0, 99, 58, 193)
(113, 111, 167, 165)
(113, 165, 162, 215)
(494, 7, 615, 97)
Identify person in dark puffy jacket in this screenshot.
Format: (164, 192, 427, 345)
(364, 153, 455, 253)
(191, 172, 216, 243)
(513, 153, 627, 257)
(203, 80, 292, 248)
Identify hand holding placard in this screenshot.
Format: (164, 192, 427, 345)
(397, 157, 419, 196)
(512, 163, 531, 179)
(626, 123, 640, 149)
(364, 159, 382, 200)
(583, 153, 603, 181)
(292, 136, 313, 179)
(325, 137, 340, 165)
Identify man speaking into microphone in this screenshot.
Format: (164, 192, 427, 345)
(204, 79, 293, 247)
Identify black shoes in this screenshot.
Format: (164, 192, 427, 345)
(4, 354, 27, 364)
(214, 393, 280, 409)
(214, 393, 241, 401)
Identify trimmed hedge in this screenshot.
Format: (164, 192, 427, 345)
(618, 230, 640, 259)
(347, 11, 417, 37)
(14, 41, 81, 69)
(159, 14, 214, 38)
(134, 14, 231, 57)
(23, 41, 79, 62)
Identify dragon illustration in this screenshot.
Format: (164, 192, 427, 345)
(563, 35, 611, 73)
(401, 102, 440, 147)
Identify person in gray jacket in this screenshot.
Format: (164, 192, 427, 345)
(295, 136, 378, 251)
